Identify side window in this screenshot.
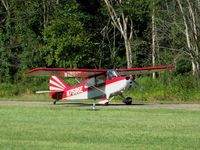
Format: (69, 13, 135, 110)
(107, 70, 118, 80)
(96, 74, 106, 85)
(107, 71, 112, 80)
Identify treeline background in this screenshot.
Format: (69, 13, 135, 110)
(0, 0, 199, 101)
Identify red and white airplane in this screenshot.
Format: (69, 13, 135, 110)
(29, 65, 174, 107)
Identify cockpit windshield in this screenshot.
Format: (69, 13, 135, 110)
(107, 70, 118, 79)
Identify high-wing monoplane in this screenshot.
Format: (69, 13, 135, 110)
(29, 65, 174, 107)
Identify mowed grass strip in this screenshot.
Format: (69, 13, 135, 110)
(0, 106, 200, 150)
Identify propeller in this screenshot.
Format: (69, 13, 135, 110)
(130, 75, 144, 91)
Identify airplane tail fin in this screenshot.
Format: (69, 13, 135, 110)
(49, 76, 70, 99)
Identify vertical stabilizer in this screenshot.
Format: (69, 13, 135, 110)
(49, 76, 70, 99)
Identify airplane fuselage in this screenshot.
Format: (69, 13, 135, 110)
(62, 76, 134, 100)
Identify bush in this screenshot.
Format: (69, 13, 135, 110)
(126, 74, 200, 102)
(0, 83, 19, 97)
(0, 73, 199, 103)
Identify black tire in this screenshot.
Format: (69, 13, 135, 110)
(123, 97, 132, 105)
(53, 100, 57, 105)
(104, 102, 109, 106)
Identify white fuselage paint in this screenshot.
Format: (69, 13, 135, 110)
(63, 78, 133, 100)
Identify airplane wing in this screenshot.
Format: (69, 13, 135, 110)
(116, 65, 175, 76)
(28, 68, 107, 78)
(29, 65, 174, 78)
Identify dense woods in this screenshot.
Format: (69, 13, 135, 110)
(0, 0, 200, 97)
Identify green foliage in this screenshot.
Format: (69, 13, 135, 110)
(43, 18, 90, 67)
(0, 73, 199, 103)
(176, 59, 192, 75)
(41, 1, 95, 68)
(0, 30, 10, 82)
(131, 38, 150, 67)
(0, 83, 19, 96)
(0, 77, 48, 97)
(127, 74, 200, 102)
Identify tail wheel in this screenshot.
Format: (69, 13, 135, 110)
(53, 100, 57, 105)
(123, 97, 132, 105)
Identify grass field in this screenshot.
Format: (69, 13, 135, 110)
(0, 106, 200, 150)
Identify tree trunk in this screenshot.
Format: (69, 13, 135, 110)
(1, 0, 10, 16)
(104, 0, 133, 68)
(177, 0, 199, 77)
(124, 38, 132, 68)
(152, 4, 156, 79)
(151, 1, 160, 79)
(43, 0, 48, 30)
(187, 0, 199, 77)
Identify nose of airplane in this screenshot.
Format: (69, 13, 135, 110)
(129, 80, 133, 88)
(125, 76, 133, 88)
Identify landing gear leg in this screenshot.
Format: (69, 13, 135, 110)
(92, 103, 96, 110)
(92, 99, 96, 110)
(53, 99, 58, 105)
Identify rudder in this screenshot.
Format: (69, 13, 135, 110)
(49, 76, 70, 99)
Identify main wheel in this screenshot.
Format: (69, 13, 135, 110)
(104, 102, 109, 106)
(123, 97, 132, 105)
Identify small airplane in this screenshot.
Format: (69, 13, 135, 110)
(29, 65, 174, 108)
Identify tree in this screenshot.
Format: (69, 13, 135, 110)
(156, 0, 200, 78)
(103, 0, 133, 68)
(42, 1, 93, 68)
(176, 0, 199, 77)
(0, 0, 16, 82)
(152, 0, 157, 78)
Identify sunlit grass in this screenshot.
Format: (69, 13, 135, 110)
(0, 106, 200, 150)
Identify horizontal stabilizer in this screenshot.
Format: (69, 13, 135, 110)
(36, 91, 51, 94)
